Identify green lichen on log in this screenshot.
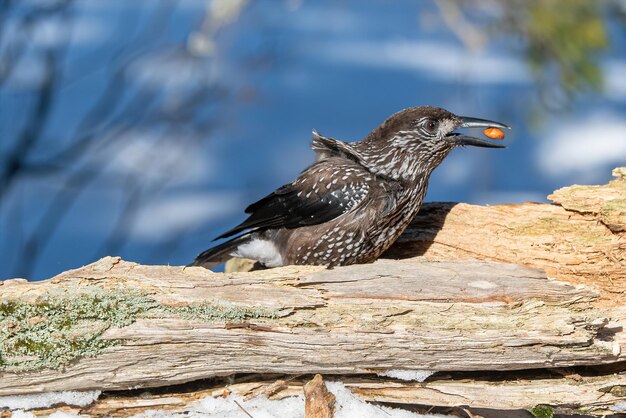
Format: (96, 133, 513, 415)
(170, 303, 280, 322)
(0, 285, 279, 372)
(531, 404, 554, 418)
(0, 286, 157, 371)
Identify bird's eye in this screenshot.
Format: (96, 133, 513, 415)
(421, 119, 439, 134)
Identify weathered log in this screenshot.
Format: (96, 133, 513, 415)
(387, 167, 626, 304)
(0, 168, 624, 416)
(0, 256, 623, 396)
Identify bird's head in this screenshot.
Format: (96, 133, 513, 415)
(358, 106, 509, 181)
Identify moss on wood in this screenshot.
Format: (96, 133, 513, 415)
(0, 285, 279, 372)
(531, 404, 554, 418)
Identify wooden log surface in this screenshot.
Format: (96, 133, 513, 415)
(387, 167, 626, 304)
(0, 168, 625, 415)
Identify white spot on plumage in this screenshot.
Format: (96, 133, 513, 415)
(235, 239, 283, 267)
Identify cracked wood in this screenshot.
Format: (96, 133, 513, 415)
(0, 256, 624, 396)
(0, 168, 624, 401)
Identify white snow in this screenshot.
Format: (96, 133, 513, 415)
(610, 402, 626, 412)
(0, 381, 452, 417)
(0, 390, 100, 411)
(8, 411, 35, 418)
(377, 370, 435, 382)
(130, 381, 448, 418)
(48, 412, 84, 418)
(10, 411, 83, 418)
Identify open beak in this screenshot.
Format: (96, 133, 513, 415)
(446, 116, 510, 148)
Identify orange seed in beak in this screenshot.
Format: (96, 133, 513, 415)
(483, 127, 505, 140)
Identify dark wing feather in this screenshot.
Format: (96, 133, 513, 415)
(214, 159, 371, 240)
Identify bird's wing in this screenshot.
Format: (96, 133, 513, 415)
(214, 158, 374, 240)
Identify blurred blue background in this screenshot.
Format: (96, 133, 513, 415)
(1, 0, 625, 281)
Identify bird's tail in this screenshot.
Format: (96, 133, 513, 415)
(189, 234, 252, 269)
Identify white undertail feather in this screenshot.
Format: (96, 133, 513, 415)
(234, 238, 284, 267)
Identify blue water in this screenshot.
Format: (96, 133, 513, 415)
(1, 0, 625, 280)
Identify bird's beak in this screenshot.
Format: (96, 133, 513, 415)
(446, 116, 510, 148)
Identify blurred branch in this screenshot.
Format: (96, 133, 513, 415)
(434, 0, 611, 103)
(434, 0, 487, 50)
(11, 85, 160, 278)
(0, 0, 76, 199)
(0, 50, 60, 200)
(1, 0, 237, 278)
(21, 0, 182, 172)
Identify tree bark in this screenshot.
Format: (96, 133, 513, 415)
(386, 167, 626, 305)
(0, 168, 624, 416)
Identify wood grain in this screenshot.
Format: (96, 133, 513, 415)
(0, 257, 623, 396)
(386, 168, 626, 304)
(0, 168, 624, 418)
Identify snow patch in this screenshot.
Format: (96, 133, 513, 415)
(129, 381, 447, 417)
(610, 401, 626, 412)
(377, 370, 435, 382)
(8, 411, 35, 418)
(0, 391, 100, 411)
(49, 412, 84, 418)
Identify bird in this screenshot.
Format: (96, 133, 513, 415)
(191, 106, 508, 269)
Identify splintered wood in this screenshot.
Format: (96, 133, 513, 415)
(304, 374, 335, 418)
